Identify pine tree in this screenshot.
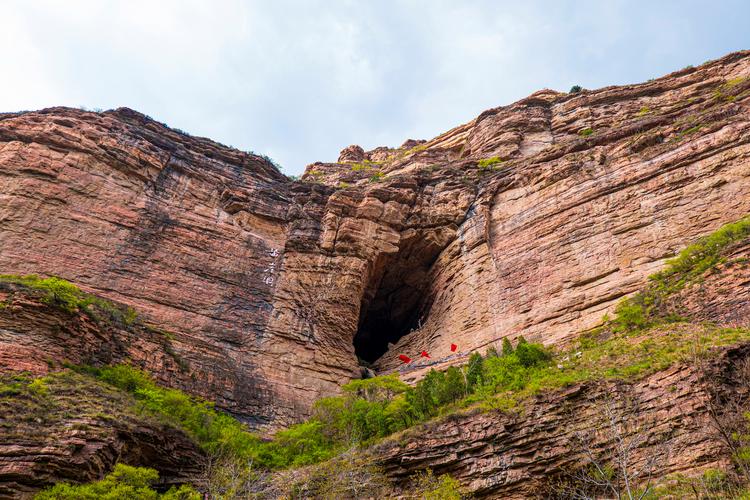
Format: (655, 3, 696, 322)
(502, 338, 514, 356)
(442, 366, 467, 403)
(465, 352, 484, 391)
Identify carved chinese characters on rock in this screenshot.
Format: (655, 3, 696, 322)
(263, 248, 281, 286)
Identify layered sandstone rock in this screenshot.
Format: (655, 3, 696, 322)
(0, 369, 202, 498)
(374, 343, 749, 498)
(1, 51, 749, 434)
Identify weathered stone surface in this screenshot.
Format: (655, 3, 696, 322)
(337, 144, 365, 163)
(372, 51, 750, 376)
(374, 343, 750, 498)
(0, 370, 203, 499)
(1, 51, 749, 435)
(669, 240, 750, 327)
(0, 284, 191, 392)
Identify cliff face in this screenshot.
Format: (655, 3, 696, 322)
(1, 51, 750, 441)
(375, 351, 738, 498)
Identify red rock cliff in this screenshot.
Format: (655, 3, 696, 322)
(1, 51, 749, 432)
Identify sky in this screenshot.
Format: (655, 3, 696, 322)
(1, 1, 748, 175)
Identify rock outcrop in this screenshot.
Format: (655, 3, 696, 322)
(0, 369, 202, 498)
(374, 344, 748, 498)
(1, 51, 749, 438)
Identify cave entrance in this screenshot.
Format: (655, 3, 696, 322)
(353, 232, 443, 365)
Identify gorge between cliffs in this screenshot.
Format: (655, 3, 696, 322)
(1, 50, 750, 498)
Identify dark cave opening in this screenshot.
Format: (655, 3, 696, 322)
(353, 232, 445, 365)
(354, 288, 425, 364)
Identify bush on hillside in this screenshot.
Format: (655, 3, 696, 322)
(35, 464, 200, 500)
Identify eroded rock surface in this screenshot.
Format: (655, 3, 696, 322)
(374, 344, 748, 498)
(1, 51, 750, 432)
(0, 370, 203, 499)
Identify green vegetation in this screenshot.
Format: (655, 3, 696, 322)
(407, 144, 428, 155)
(20, 215, 750, 494)
(315, 340, 551, 446)
(349, 159, 381, 171)
(2, 371, 201, 498)
(578, 127, 594, 137)
(726, 77, 746, 88)
(680, 124, 702, 136)
(713, 76, 748, 103)
(347, 160, 386, 182)
(79, 364, 336, 469)
(78, 364, 269, 461)
(0, 274, 93, 314)
(477, 156, 504, 170)
(569, 85, 583, 94)
(636, 106, 651, 117)
(413, 469, 466, 499)
(0, 274, 138, 326)
(0, 274, 184, 368)
(369, 171, 385, 182)
(71, 340, 550, 470)
(610, 216, 750, 332)
(35, 464, 199, 500)
(75, 313, 750, 477)
(336, 181, 351, 189)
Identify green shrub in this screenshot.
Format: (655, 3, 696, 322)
(341, 373, 410, 402)
(384, 393, 418, 432)
(465, 352, 485, 391)
(312, 374, 415, 448)
(0, 275, 91, 313)
(652, 216, 750, 288)
(351, 162, 374, 171)
(82, 365, 268, 464)
(477, 156, 503, 169)
(501, 338, 514, 356)
(443, 367, 467, 402)
(514, 342, 552, 368)
(28, 378, 50, 397)
(612, 295, 650, 332)
(408, 369, 446, 419)
(481, 354, 526, 392)
(408, 144, 428, 155)
(268, 421, 335, 467)
(0, 275, 138, 326)
(369, 171, 385, 182)
(569, 85, 583, 94)
(680, 125, 702, 136)
(412, 469, 464, 499)
(35, 464, 200, 499)
(578, 127, 594, 137)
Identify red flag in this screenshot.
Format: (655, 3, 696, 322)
(450, 343, 457, 352)
(398, 354, 412, 363)
(420, 351, 430, 358)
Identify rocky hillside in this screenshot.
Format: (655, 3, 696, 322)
(1, 50, 749, 497)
